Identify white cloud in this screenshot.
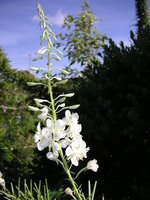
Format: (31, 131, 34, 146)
(32, 15, 40, 23)
(48, 9, 66, 27)
(32, 9, 66, 27)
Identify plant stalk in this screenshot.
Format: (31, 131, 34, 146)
(45, 20, 82, 200)
(59, 147, 83, 200)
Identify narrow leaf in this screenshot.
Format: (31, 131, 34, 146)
(91, 181, 97, 200)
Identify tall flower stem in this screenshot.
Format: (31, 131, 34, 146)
(45, 28, 82, 200)
(59, 146, 83, 200)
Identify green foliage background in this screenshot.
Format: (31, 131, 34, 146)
(0, 48, 38, 184)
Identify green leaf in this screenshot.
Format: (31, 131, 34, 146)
(91, 181, 97, 200)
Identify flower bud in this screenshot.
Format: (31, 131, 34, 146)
(65, 187, 73, 196)
(28, 106, 39, 112)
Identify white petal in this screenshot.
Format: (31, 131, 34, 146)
(34, 134, 40, 143)
(46, 152, 55, 160)
(41, 106, 48, 113)
(73, 113, 79, 121)
(46, 119, 53, 128)
(42, 127, 51, 138)
(37, 140, 48, 151)
(65, 146, 73, 157)
(53, 142, 60, 151)
(87, 159, 99, 172)
(61, 139, 70, 148)
(65, 110, 71, 118)
(55, 119, 65, 128)
(71, 157, 79, 166)
(37, 122, 41, 133)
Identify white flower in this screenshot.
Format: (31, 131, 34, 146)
(35, 125, 49, 151)
(66, 137, 89, 166)
(63, 110, 82, 142)
(64, 110, 79, 125)
(34, 118, 66, 160)
(0, 172, 5, 188)
(34, 122, 41, 143)
(34, 110, 90, 165)
(60, 137, 71, 148)
(87, 159, 99, 172)
(46, 119, 66, 141)
(46, 142, 60, 160)
(37, 106, 48, 121)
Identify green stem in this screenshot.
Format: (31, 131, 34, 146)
(46, 30, 56, 123)
(45, 24, 82, 200)
(59, 147, 83, 200)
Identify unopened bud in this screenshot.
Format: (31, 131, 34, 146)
(28, 106, 39, 112)
(65, 187, 73, 196)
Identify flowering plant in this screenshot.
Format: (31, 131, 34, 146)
(27, 3, 99, 199)
(0, 3, 99, 200)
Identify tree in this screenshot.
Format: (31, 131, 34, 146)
(74, 27, 150, 199)
(135, 0, 149, 36)
(58, 1, 107, 67)
(0, 48, 38, 184)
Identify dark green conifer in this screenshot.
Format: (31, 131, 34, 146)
(135, 0, 149, 36)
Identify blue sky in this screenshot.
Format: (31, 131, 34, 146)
(0, 0, 150, 72)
